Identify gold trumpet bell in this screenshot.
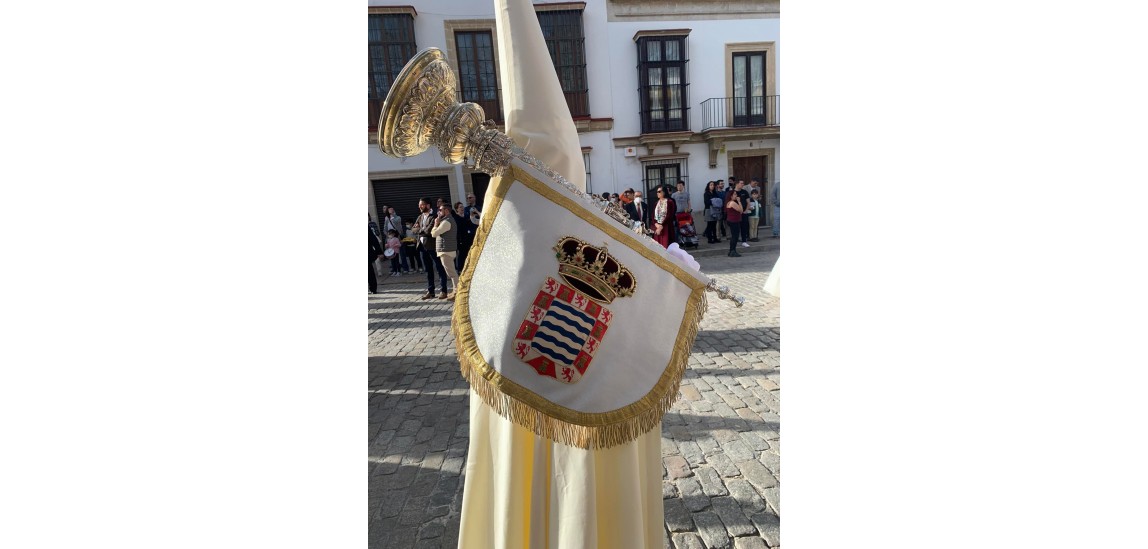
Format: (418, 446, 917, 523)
(377, 47, 508, 173)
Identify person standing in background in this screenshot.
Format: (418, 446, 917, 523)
(413, 198, 448, 300)
(369, 212, 382, 243)
(464, 193, 481, 219)
(748, 190, 762, 242)
(385, 229, 402, 276)
(431, 203, 460, 299)
(651, 184, 678, 248)
(716, 180, 728, 238)
(622, 188, 640, 224)
(702, 181, 720, 243)
(724, 185, 745, 257)
(633, 189, 648, 230)
(403, 221, 423, 273)
(671, 180, 691, 213)
(369, 213, 385, 279)
(453, 201, 475, 272)
(382, 206, 409, 274)
(736, 180, 751, 246)
(368, 226, 383, 293)
(771, 181, 780, 238)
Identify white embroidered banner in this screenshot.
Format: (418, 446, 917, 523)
(453, 159, 709, 449)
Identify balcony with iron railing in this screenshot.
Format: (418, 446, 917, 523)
(700, 95, 780, 131)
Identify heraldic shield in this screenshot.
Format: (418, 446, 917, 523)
(452, 159, 710, 450)
(512, 236, 636, 385)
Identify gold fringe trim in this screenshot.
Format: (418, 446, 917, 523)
(450, 167, 710, 450)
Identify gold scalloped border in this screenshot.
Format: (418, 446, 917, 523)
(451, 164, 708, 449)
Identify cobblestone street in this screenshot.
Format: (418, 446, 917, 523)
(369, 241, 781, 549)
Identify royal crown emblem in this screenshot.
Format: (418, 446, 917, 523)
(512, 237, 637, 384)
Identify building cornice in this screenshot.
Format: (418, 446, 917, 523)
(632, 28, 692, 42)
(534, 2, 587, 12)
(367, 6, 417, 17)
(574, 117, 614, 133)
(636, 152, 690, 162)
(610, 0, 777, 22)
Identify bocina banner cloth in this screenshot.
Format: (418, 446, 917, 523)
(453, 158, 709, 450)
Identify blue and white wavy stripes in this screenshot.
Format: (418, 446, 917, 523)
(548, 301, 594, 331)
(531, 300, 594, 364)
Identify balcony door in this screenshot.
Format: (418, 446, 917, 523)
(732, 52, 765, 127)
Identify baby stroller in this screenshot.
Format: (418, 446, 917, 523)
(676, 211, 699, 248)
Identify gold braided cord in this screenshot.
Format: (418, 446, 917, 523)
(451, 165, 708, 449)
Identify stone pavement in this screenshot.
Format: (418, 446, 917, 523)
(369, 241, 780, 549)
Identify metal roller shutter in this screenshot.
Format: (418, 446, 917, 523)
(371, 175, 452, 225)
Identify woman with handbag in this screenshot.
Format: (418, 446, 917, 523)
(651, 184, 677, 249)
(725, 188, 745, 257)
(702, 180, 720, 243)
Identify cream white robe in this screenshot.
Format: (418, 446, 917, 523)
(764, 255, 781, 298)
(456, 0, 665, 546)
(458, 394, 664, 548)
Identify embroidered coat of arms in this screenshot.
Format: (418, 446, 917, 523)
(512, 236, 636, 384)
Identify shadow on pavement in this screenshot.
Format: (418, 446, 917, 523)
(369, 461, 465, 549)
(367, 298, 453, 310)
(693, 327, 779, 353)
(670, 412, 780, 438)
(369, 308, 453, 321)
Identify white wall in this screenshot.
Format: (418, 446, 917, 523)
(605, 18, 780, 138)
(601, 16, 779, 213)
(369, 1, 780, 217)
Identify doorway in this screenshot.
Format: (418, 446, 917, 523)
(731, 155, 771, 228)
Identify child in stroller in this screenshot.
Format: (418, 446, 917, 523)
(676, 211, 699, 248)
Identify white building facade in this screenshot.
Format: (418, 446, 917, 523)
(368, 0, 779, 227)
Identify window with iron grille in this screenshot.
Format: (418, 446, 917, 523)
(537, 10, 589, 117)
(455, 30, 502, 123)
(642, 158, 688, 198)
(368, 14, 416, 131)
(637, 36, 689, 134)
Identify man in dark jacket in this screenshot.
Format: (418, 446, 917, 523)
(451, 202, 476, 273)
(621, 188, 642, 228)
(413, 198, 449, 300)
(369, 227, 384, 294)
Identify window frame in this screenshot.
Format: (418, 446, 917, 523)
(731, 51, 767, 126)
(453, 29, 503, 124)
(537, 9, 589, 117)
(368, 12, 417, 131)
(641, 157, 689, 199)
(637, 35, 690, 134)
(724, 41, 778, 128)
